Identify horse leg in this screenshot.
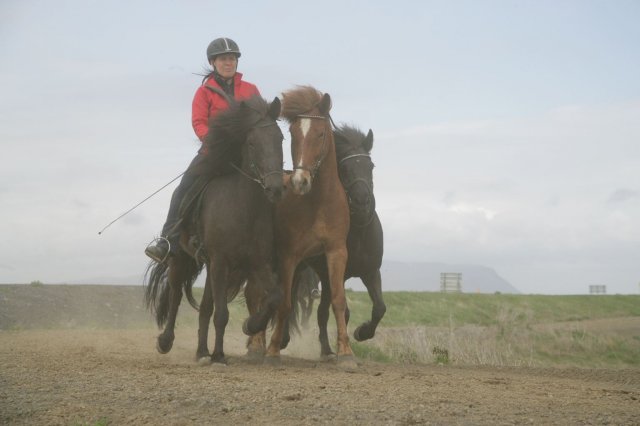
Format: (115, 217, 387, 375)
(325, 246, 355, 367)
(266, 256, 296, 363)
(195, 270, 213, 362)
(156, 257, 185, 354)
(210, 261, 229, 364)
(354, 269, 386, 341)
(243, 277, 266, 360)
(243, 265, 283, 336)
(243, 266, 282, 360)
(317, 275, 335, 359)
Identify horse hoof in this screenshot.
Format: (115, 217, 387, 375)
(264, 355, 282, 367)
(211, 353, 227, 365)
(337, 355, 358, 371)
(210, 361, 228, 369)
(197, 356, 212, 366)
(321, 352, 337, 362)
(353, 324, 374, 341)
(156, 336, 173, 354)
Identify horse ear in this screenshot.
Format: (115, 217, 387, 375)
(364, 129, 374, 152)
(268, 97, 281, 120)
(319, 93, 332, 114)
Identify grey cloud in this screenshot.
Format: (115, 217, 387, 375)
(607, 189, 638, 204)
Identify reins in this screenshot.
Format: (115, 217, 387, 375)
(232, 118, 283, 189)
(205, 84, 284, 188)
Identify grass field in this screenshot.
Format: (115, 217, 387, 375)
(2, 284, 639, 368)
(191, 289, 640, 368)
(340, 291, 640, 368)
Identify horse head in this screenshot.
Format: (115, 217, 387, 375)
(335, 126, 376, 226)
(281, 86, 333, 195)
(239, 96, 285, 202)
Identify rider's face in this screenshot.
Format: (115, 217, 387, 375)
(211, 53, 238, 79)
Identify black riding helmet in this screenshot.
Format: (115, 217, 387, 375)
(206, 37, 241, 61)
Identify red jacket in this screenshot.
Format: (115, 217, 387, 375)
(191, 72, 260, 143)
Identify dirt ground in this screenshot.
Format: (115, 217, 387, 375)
(1, 285, 639, 425)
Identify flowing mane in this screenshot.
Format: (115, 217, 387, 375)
(280, 86, 324, 122)
(206, 95, 271, 147)
(334, 125, 371, 159)
(196, 95, 272, 176)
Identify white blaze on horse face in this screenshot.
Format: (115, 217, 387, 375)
(297, 118, 311, 168)
(300, 118, 311, 138)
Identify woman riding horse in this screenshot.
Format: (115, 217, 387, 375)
(145, 37, 261, 262)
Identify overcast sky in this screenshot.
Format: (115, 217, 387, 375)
(1, 1, 639, 294)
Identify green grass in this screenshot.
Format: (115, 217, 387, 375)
(4, 284, 637, 368)
(182, 289, 640, 368)
(344, 292, 640, 328)
(338, 292, 640, 368)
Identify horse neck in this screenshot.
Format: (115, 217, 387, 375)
(239, 143, 252, 174)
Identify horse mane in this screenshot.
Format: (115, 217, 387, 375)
(207, 95, 271, 147)
(334, 124, 370, 159)
(280, 85, 323, 122)
(194, 95, 271, 177)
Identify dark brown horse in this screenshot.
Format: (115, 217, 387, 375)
(294, 125, 385, 358)
(261, 86, 354, 368)
(144, 95, 284, 364)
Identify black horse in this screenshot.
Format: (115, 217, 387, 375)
(144, 95, 285, 364)
(290, 124, 385, 358)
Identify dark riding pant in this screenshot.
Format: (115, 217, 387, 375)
(160, 154, 204, 251)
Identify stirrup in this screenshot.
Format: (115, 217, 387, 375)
(145, 236, 171, 264)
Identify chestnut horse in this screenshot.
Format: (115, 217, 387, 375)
(263, 86, 354, 367)
(293, 125, 385, 358)
(144, 95, 284, 364)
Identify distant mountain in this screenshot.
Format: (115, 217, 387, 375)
(347, 260, 520, 294)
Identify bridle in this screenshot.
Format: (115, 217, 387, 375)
(338, 152, 376, 227)
(231, 115, 283, 190)
(292, 114, 331, 180)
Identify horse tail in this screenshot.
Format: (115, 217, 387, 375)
(287, 264, 310, 335)
(182, 258, 204, 311)
(143, 257, 204, 327)
(288, 274, 302, 335)
(225, 272, 246, 304)
(143, 260, 170, 327)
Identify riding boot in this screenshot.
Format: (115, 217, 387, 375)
(144, 196, 181, 263)
(145, 166, 197, 263)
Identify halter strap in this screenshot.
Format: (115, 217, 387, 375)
(339, 153, 371, 165)
(297, 114, 326, 120)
